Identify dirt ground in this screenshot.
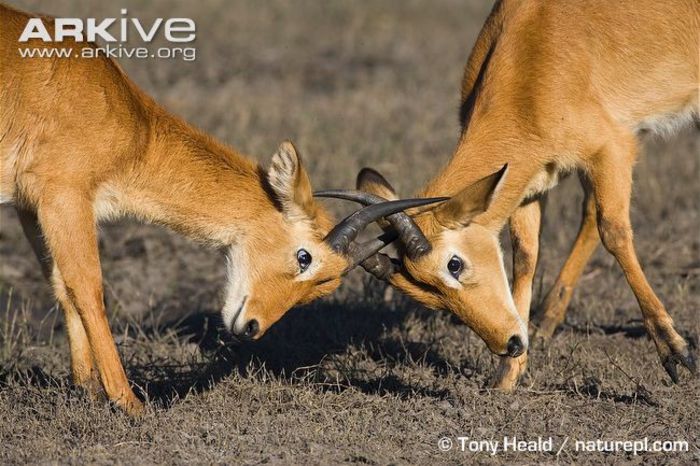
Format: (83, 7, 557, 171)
(1, 0, 698, 464)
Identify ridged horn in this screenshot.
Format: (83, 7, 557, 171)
(344, 231, 398, 272)
(315, 190, 438, 260)
(322, 197, 448, 258)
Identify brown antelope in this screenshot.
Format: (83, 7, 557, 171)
(0, 3, 445, 415)
(319, 0, 699, 389)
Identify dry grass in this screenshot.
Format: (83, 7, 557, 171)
(1, 0, 699, 464)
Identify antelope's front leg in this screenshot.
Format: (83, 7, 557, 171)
(16, 206, 101, 396)
(532, 177, 599, 340)
(51, 267, 103, 396)
(37, 190, 143, 415)
(491, 200, 541, 391)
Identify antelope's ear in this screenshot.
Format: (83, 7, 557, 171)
(267, 141, 316, 219)
(434, 164, 507, 228)
(356, 168, 399, 201)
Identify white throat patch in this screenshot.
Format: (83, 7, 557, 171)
(222, 243, 251, 333)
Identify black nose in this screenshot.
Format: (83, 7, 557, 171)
(506, 335, 525, 357)
(242, 319, 259, 340)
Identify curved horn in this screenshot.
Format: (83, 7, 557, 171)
(344, 231, 398, 272)
(359, 252, 400, 280)
(323, 197, 448, 256)
(315, 190, 386, 205)
(316, 190, 436, 259)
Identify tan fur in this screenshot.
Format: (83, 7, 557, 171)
(533, 177, 599, 340)
(361, 0, 698, 387)
(0, 3, 348, 415)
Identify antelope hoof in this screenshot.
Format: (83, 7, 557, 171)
(490, 355, 527, 391)
(662, 347, 697, 384)
(530, 317, 559, 342)
(650, 321, 696, 383)
(491, 376, 519, 392)
(73, 370, 105, 401)
(81, 378, 106, 402)
(111, 391, 145, 417)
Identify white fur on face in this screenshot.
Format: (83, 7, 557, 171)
(491, 233, 529, 345)
(290, 221, 323, 282)
(293, 245, 323, 282)
(440, 248, 471, 289)
(439, 229, 528, 346)
(222, 243, 252, 334)
(437, 231, 466, 289)
(221, 220, 323, 335)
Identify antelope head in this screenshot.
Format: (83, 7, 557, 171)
(222, 142, 447, 340)
(315, 166, 527, 357)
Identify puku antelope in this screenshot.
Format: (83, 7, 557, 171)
(0, 3, 445, 415)
(319, 0, 699, 389)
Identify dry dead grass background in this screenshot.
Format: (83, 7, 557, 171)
(1, 0, 698, 464)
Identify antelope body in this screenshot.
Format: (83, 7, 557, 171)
(324, 0, 699, 388)
(0, 3, 441, 414)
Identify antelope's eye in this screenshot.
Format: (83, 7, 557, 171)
(297, 249, 312, 272)
(447, 255, 463, 279)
